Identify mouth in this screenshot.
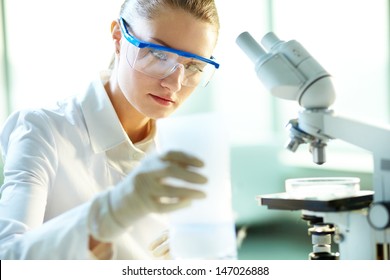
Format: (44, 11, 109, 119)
(149, 94, 175, 106)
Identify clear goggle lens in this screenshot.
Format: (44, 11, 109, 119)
(126, 44, 216, 87)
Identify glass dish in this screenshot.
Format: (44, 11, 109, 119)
(285, 177, 360, 200)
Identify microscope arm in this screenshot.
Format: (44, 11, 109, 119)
(299, 110, 390, 157)
(300, 110, 390, 196)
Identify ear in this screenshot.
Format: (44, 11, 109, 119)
(110, 20, 122, 53)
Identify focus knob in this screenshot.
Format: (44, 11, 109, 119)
(368, 202, 390, 230)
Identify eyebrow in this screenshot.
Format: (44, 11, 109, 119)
(150, 37, 175, 49)
(122, 20, 172, 49)
(150, 37, 209, 59)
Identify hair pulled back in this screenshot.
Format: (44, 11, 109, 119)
(120, 0, 219, 31)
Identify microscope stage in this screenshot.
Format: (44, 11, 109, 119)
(257, 190, 373, 212)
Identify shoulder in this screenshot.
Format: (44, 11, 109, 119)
(1, 95, 87, 145)
(0, 109, 55, 148)
(1, 108, 51, 133)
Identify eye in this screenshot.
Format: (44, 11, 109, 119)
(149, 49, 168, 61)
(184, 63, 204, 73)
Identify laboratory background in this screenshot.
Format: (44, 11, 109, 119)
(0, 0, 388, 259)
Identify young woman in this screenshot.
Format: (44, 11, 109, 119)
(0, 0, 220, 259)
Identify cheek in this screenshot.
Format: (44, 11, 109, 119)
(117, 60, 135, 97)
(176, 88, 194, 104)
(117, 44, 138, 98)
(117, 52, 143, 103)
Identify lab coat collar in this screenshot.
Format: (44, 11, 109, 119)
(80, 73, 127, 153)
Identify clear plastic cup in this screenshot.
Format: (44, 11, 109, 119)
(285, 177, 360, 200)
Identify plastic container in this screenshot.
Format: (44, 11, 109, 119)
(156, 113, 237, 259)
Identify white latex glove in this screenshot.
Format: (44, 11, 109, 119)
(88, 151, 207, 241)
(149, 230, 170, 259)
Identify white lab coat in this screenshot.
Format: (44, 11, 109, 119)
(0, 72, 167, 259)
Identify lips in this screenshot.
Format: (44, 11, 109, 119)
(149, 94, 175, 106)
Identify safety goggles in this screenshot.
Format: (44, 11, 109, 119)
(119, 17, 219, 87)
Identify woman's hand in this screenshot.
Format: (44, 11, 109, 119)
(92, 151, 207, 240)
(149, 230, 171, 259)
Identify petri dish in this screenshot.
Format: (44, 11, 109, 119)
(285, 177, 360, 200)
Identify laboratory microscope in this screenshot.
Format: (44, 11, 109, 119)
(236, 31, 390, 260)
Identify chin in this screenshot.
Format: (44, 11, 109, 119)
(147, 110, 174, 120)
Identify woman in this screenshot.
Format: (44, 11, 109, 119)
(0, 0, 220, 259)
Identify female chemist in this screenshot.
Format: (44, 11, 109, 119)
(0, 0, 220, 259)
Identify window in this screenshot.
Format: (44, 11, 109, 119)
(3, 0, 123, 115)
(212, 0, 274, 144)
(272, 0, 389, 126)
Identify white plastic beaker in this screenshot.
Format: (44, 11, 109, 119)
(156, 113, 237, 260)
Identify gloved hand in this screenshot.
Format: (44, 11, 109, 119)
(149, 230, 170, 259)
(88, 151, 207, 242)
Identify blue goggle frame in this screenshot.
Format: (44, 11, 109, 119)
(119, 17, 220, 70)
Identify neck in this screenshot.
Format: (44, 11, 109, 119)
(104, 79, 152, 144)
(120, 112, 152, 143)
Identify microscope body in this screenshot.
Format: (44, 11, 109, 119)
(298, 109, 390, 259)
(236, 31, 390, 259)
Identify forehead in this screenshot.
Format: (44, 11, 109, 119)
(130, 8, 218, 58)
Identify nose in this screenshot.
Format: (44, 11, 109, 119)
(160, 64, 184, 91)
